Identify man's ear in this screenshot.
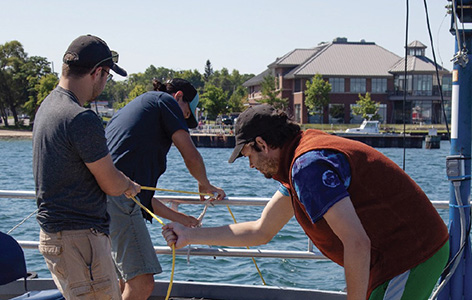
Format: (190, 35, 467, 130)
(255, 136, 269, 153)
(174, 90, 184, 101)
(91, 67, 102, 80)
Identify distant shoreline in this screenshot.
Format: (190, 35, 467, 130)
(0, 129, 33, 139)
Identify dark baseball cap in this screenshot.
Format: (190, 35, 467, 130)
(228, 104, 278, 163)
(167, 78, 199, 128)
(63, 34, 127, 77)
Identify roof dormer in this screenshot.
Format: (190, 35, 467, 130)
(407, 40, 427, 56)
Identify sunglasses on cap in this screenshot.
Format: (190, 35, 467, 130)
(90, 50, 119, 75)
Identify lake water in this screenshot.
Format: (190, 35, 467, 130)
(0, 138, 452, 293)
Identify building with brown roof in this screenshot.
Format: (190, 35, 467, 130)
(243, 38, 452, 124)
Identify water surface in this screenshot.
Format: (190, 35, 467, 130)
(0, 139, 451, 292)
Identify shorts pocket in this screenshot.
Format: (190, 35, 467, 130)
(70, 278, 114, 299)
(38, 244, 65, 279)
(38, 244, 62, 256)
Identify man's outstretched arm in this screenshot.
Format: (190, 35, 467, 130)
(162, 190, 294, 248)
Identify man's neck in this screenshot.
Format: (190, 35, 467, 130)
(58, 77, 91, 107)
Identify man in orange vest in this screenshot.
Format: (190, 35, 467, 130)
(163, 104, 449, 300)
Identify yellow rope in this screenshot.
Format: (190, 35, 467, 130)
(141, 186, 213, 197)
(226, 205, 267, 285)
(136, 187, 267, 286)
(130, 196, 175, 300)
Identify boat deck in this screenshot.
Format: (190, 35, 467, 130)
(0, 279, 346, 300)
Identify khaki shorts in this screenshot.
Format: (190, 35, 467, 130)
(39, 228, 122, 300)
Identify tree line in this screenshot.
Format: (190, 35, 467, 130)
(0, 40, 378, 128)
(0, 41, 257, 127)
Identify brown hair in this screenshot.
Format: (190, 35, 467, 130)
(61, 54, 95, 78)
(152, 78, 167, 92)
(256, 109, 300, 149)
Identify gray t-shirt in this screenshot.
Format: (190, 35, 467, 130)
(33, 86, 110, 233)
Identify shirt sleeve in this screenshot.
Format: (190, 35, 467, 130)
(158, 94, 189, 137)
(69, 110, 109, 163)
(278, 184, 290, 196)
(291, 150, 351, 223)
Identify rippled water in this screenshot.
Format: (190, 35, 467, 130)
(0, 139, 452, 293)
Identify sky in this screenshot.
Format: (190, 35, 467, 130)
(0, 0, 461, 79)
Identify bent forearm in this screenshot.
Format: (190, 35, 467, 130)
(172, 130, 211, 187)
(86, 154, 137, 196)
(183, 153, 211, 187)
(152, 198, 188, 221)
(107, 171, 132, 196)
(187, 220, 272, 247)
(344, 240, 371, 300)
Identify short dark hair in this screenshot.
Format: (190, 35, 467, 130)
(62, 58, 93, 78)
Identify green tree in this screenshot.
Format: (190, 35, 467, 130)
(328, 104, 345, 123)
(114, 84, 147, 110)
(23, 73, 58, 121)
(144, 65, 175, 86)
(352, 92, 380, 120)
(209, 68, 233, 94)
(204, 59, 213, 82)
(260, 74, 287, 110)
(180, 69, 204, 91)
(199, 84, 227, 119)
(0, 41, 52, 127)
(104, 80, 130, 105)
(227, 85, 247, 113)
(0, 41, 27, 126)
(304, 74, 331, 124)
(128, 84, 147, 99)
(22, 56, 56, 119)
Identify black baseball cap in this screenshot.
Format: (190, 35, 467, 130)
(228, 104, 278, 163)
(63, 34, 127, 77)
(166, 78, 199, 128)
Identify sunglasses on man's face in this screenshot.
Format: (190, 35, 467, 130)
(102, 68, 113, 82)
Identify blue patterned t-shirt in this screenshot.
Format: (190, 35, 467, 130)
(278, 150, 351, 223)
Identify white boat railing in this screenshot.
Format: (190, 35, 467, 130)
(0, 190, 449, 260)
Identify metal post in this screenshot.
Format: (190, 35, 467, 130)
(438, 26, 472, 299)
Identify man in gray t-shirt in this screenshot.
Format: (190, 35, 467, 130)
(33, 34, 140, 300)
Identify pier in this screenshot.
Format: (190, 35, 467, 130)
(191, 133, 236, 148)
(0, 129, 429, 149)
(332, 133, 424, 148)
(191, 133, 425, 149)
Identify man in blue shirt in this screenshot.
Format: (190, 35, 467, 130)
(105, 78, 225, 300)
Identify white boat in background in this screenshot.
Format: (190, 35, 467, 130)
(344, 119, 381, 134)
(335, 120, 424, 149)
